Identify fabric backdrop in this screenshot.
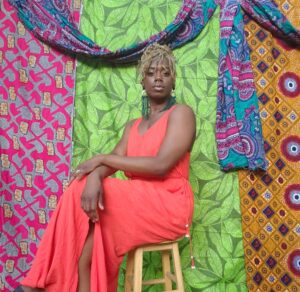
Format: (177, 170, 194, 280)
(239, 0, 300, 291)
(13, 0, 287, 172)
(1, 0, 299, 291)
(73, 1, 247, 291)
(0, 1, 80, 290)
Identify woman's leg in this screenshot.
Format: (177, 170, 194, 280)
(21, 287, 44, 292)
(21, 179, 90, 291)
(77, 222, 94, 292)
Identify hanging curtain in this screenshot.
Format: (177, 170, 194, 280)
(8, 0, 198, 61)
(0, 0, 81, 290)
(239, 1, 300, 290)
(242, 0, 300, 45)
(8, 0, 300, 171)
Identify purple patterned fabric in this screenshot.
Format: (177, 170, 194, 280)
(8, 0, 197, 62)
(241, 0, 300, 45)
(9, 0, 300, 170)
(215, 0, 267, 170)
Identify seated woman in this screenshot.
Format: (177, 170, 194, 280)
(20, 43, 196, 292)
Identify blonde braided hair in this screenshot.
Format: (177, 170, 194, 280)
(138, 43, 177, 119)
(138, 43, 176, 84)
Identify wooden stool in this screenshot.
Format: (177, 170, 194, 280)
(124, 240, 184, 292)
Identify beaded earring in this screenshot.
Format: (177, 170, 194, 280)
(160, 88, 176, 112)
(141, 89, 150, 119)
(171, 89, 176, 99)
(141, 89, 176, 119)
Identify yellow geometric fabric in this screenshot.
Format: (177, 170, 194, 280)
(239, 1, 300, 291)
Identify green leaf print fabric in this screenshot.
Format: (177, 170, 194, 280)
(73, 1, 247, 291)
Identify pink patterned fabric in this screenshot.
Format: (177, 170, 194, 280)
(0, 1, 80, 290)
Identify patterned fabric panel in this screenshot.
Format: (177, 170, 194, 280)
(73, 2, 247, 291)
(9, 0, 271, 172)
(242, 0, 300, 45)
(239, 0, 300, 291)
(0, 1, 80, 290)
(9, 0, 197, 59)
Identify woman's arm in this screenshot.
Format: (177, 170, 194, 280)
(79, 120, 134, 222)
(70, 120, 134, 182)
(99, 105, 196, 177)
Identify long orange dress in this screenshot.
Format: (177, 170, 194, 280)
(21, 106, 194, 292)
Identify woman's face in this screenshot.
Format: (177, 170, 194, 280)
(142, 59, 174, 101)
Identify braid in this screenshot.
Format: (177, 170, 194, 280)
(139, 43, 177, 119)
(138, 43, 176, 82)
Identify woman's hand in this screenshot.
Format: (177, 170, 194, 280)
(81, 170, 104, 223)
(69, 156, 102, 184)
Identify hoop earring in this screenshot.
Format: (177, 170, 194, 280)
(141, 89, 150, 119)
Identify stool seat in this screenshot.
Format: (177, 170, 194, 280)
(124, 239, 185, 292)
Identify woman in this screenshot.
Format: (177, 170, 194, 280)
(20, 43, 196, 292)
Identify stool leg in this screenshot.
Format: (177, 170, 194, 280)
(162, 250, 172, 290)
(172, 243, 184, 291)
(133, 248, 143, 292)
(125, 250, 135, 292)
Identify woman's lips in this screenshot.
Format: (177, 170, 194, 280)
(153, 85, 164, 91)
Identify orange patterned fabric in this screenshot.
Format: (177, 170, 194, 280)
(239, 1, 300, 291)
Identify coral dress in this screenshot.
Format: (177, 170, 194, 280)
(21, 106, 194, 292)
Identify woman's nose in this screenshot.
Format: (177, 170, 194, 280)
(154, 71, 162, 80)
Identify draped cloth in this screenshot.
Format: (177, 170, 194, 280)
(8, 0, 300, 171)
(239, 1, 300, 290)
(0, 0, 80, 290)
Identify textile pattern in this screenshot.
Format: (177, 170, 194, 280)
(0, 1, 80, 290)
(239, 0, 300, 291)
(216, 0, 266, 171)
(74, 2, 247, 291)
(9, 0, 277, 172)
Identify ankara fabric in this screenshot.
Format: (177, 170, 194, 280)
(12, 0, 300, 171)
(239, 1, 300, 290)
(0, 1, 80, 291)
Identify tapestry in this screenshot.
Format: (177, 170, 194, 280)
(73, 1, 247, 291)
(239, 0, 300, 291)
(0, 1, 80, 290)
(18, 0, 299, 172)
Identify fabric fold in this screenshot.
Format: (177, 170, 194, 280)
(216, 0, 267, 170)
(241, 0, 300, 46)
(9, 0, 300, 171)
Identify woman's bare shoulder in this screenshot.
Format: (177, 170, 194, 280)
(123, 118, 139, 132)
(171, 104, 195, 119)
(127, 119, 138, 126)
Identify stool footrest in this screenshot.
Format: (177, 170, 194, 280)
(166, 272, 177, 283)
(143, 244, 173, 252)
(142, 278, 165, 285)
(124, 240, 184, 292)
(135, 273, 178, 287)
